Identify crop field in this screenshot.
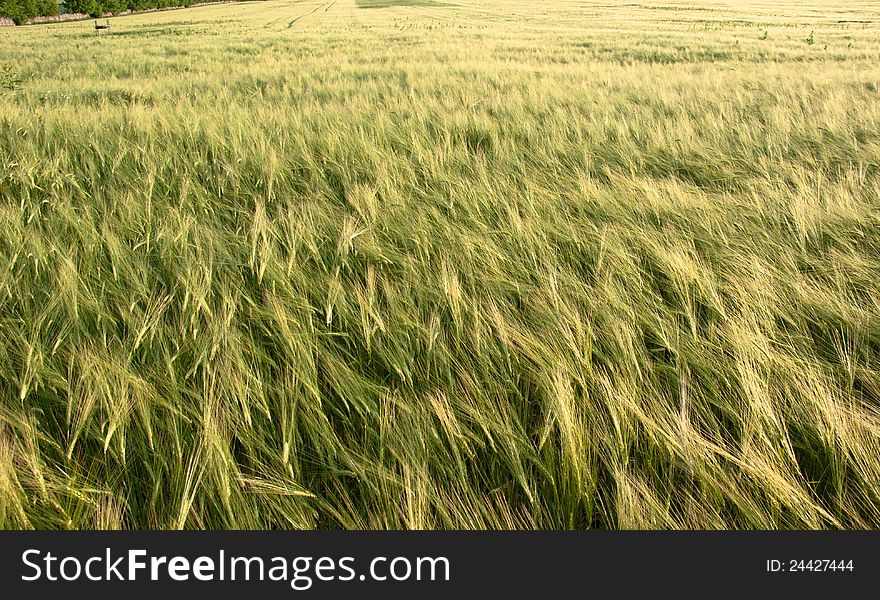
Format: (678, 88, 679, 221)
(0, 0, 879, 530)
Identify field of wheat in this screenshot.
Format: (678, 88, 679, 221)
(0, 0, 879, 529)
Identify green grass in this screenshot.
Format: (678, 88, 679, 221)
(0, 0, 879, 529)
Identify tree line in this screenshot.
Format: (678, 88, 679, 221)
(1, 1, 246, 25)
(0, 0, 59, 23)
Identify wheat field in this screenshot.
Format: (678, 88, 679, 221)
(0, 0, 879, 529)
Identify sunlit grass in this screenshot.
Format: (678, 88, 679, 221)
(0, 0, 879, 529)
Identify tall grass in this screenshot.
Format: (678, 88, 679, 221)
(0, 0, 879, 529)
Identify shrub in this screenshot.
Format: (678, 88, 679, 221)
(1, 63, 21, 91)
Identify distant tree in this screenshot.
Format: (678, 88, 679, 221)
(39, 0, 60, 16)
(1, 0, 39, 23)
(0, 0, 258, 23)
(0, 0, 22, 23)
(65, 0, 101, 16)
(102, 0, 127, 14)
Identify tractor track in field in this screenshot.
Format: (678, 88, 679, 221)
(264, 0, 309, 28)
(288, 0, 335, 28)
